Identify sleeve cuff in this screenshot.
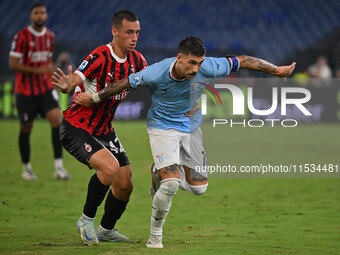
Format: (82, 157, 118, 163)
(74, 70, 86, 81)
(9, 51, 22, 58)
(128, 74, 138, 89)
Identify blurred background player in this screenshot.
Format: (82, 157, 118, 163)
(52, 10, 147, 245)
(9, 2, 70, 180)
(308, 56, 332, 78)
(74, 36, 295, 248)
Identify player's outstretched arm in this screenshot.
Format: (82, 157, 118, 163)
(52, 65, 82, 93)
(75, 77, 131, 107)
(237, 55, 296, 79)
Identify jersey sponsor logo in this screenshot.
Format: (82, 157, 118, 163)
(29, 51, 50, 63)
(78, 60, 88, 71)
(84, 143, 92, 152)
(113, 89, 129, 101)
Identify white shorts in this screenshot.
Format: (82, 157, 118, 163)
(148, 127, 207, 177)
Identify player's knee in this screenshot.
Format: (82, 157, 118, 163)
(116, 179, 133, 196)
(20, 122, 33, 133)
(100, 163, 118, 184)
(159, 178, 180, 196)
(187, 183, 208, 196)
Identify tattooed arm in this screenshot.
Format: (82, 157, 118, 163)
(75, 77, 131, 107)
(237, 55, 296, 78)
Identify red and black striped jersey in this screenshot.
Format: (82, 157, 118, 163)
(63, 44, 147, 136)
(10, 26, 55, 96)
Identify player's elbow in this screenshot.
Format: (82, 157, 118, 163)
(9, 58, 19, 71)
(9, 61, 16, 70)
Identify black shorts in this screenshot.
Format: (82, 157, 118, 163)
(60, 119, 130, 168)
(15, 89, 60, 123)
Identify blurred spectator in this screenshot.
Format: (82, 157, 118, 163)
(55, 51, 73, 73)
(308, 56, 332, 78)
(335, 69, 340, 78)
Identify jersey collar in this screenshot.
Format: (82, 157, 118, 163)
(107, 44, 127, 63)
(169, 58, 185, 81)
(28, 26, 46, 37)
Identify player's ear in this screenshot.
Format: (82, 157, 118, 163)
(177, 53, 183, 63)
(112, 27, 117, 36)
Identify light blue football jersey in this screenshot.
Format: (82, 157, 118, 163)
(128, 57, 230, 132)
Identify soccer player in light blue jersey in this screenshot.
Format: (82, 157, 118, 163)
(71, 37, 295, 248)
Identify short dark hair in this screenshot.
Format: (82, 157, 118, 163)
(30, 2, 45, 13)
(178, 37, 206, 57)
(111, 10, 138, 28)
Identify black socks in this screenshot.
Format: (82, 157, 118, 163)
(100, 190, 128, 230)
(52, 127, 62, 159)
(83, 174, 110, 218)
(19, 131, 30, 163)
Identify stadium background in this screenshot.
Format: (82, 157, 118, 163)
(1, 0, 340, 120)
(0, 1, 340, 255)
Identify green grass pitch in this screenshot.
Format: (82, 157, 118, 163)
(0, 120, 339, 255)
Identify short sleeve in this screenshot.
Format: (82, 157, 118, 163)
(74, 51, 102, 81)
(129, 65, 156, 89)
(200, 57, 230, 78)
(9, 33, 25, 58)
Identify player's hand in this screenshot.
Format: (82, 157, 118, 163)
(52, 65, 73, 93)
(274, 62, 296, 81)
(185, 102, 199, 117)
(75, 92, 95, 107)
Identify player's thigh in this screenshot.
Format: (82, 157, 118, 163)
(95, 129, 131, 183)
(15, 93, 38, 124)
(38, 89, 61, 126)
(95, 130, 130, 169)
(148, 127, 182, 170)
(89, 148, 120, 185)
(180, 128, 208, 184)
(60, 119, 120, 184)
(60, 119, 106, 168)
(45, 108, 62, 128)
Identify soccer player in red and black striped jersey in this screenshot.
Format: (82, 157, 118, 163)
(52, 10, 147, 245)
(9, 2, 70, 181)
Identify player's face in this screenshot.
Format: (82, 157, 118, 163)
(112, 19, 140, 52)
(30, 6, 48, 29)
(177, 54, 205, 80)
